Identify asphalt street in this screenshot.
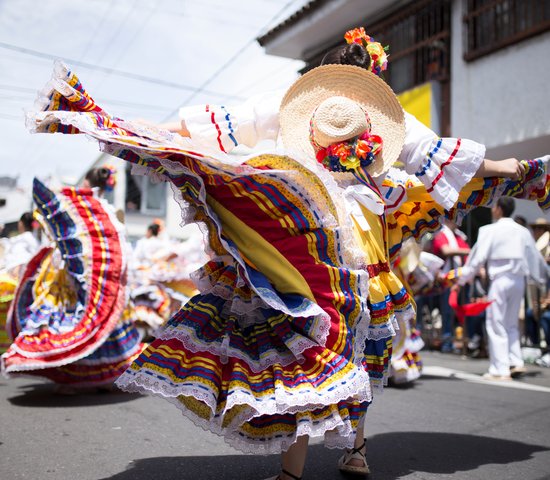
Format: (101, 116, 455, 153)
(1, 351, 550, 480)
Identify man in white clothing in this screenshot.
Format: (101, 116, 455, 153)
(458, 197, 548, 380)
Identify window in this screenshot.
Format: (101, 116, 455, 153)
(306, 0, 452, 94)
(367, 0, 452, 94)
(464, 0, 550, 61)
(304, 0, 452, 133)
(125, 165, 166, 215)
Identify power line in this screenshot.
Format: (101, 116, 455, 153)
(161, 0, 301, 121)
(79, 1, 115, 62)
(0, 83, 173, 112)
(232, 59, 301, 97)
(93, 0, 161, 91)
(88, 0, 140, 87)
(0, 113, 22, 121)
(0, 41, 245, 101)
(0, 84, 36, 93)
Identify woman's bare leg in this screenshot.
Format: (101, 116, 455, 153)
(355, 416, 365, 448)
(280, 435, 309, 479)
(347, 415, 367, 467)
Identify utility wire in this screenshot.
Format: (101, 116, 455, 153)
(0, 83, 173, 111)
(0, 84, 36, 93)
(88, 0, 140, 86)
(0, 113, 22, 121)
(232, 59, 301, 97)
(93, 0, 161, 91)
(0, 41, 244, 100)
(79, 0, 115, 61)
(161, 0, 300, 121)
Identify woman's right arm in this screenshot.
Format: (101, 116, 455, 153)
(176, 90, 284, 153)
(159, 120, 190, 136)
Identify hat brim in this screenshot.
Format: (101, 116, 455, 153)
(280, 65, 405, 177)
(530, 219, 550, 229)
(536, 230, 549, 252)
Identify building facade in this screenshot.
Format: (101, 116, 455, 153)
(258, 0, 550, 222)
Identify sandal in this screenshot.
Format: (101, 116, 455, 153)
(338, 440, 370, 475)
(263, 468, 302, 480)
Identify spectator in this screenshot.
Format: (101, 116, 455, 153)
(459, 197, 547, 380)
(514, 215, 528, 228)
(133, 221, 170, 268)
(0, 212, 40, 276)
(529, 218, 550, 260)
(432, 218, 470, 352)
(530, 290, 550, 367)
(82, 166, 116, 196)
(524, 218, 550, 348)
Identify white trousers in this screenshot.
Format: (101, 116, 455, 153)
(486, 273, 525, 376)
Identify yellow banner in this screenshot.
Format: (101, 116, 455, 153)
(397, 82, 434, 130)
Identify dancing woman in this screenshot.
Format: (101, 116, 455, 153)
(23, 32, 549, 479)
(1, 170, 144, 392)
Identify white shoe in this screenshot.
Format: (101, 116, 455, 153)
(482, 372, 513, 381)
(536, 352, 550, 367)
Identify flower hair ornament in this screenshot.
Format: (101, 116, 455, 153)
(102, 164, 117, 192)
(152, 217, 165, 233)
(344, 27, 388, 76)
(309, 97, 383, 173)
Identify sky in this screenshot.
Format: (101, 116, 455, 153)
(0, 0, 307, 189)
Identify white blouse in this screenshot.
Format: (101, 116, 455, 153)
(179, 90, 485, 210)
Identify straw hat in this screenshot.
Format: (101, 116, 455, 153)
(279, 64, 405, 177)
(530, 217, 550, 229)
(536, 230, 549, 253)
(399, 239, 421, 275)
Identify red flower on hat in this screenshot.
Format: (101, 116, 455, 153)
(355, 139, 371, 159)
(329, 143, 352, 160)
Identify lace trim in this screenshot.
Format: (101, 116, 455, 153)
(365, 301, 415, 341)
(116, 364, 371, 454)
(390, 362, 422, 384)
(4, 284, 127, 371)
(157, 321, 321, 374)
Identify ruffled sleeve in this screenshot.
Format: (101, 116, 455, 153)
(400, 113, 486, 210)
(178, 90, 283, 153)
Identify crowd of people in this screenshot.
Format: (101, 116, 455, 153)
(410, 199, 550, 379)
(1, 26, 549, 480)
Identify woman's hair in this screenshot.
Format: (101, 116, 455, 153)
(321, 42, 371, 70)
(148, 223, 161, 237)
(85, 167, 112, 191)
(19, 212, 34, 231)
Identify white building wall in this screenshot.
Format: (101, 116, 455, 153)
(450, 1, 550, 221)
(450, 1, 550, 149)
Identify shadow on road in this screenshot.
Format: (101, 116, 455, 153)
(99, 431, 549, 480)
(7, 382, 142, 408)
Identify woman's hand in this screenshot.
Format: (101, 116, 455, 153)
(495, 158, 526, 180)
(476, 158, 526, 180)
